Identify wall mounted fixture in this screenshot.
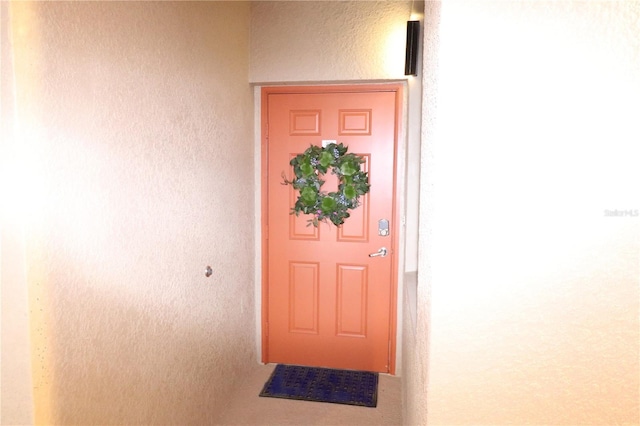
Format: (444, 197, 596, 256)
(405, 20, 420, 76)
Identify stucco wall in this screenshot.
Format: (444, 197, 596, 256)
(250, 1, 412, 83)
(404, 1, 440, 423)
(4, 2, 254, 424)
(420, 1, 640, 425)
(1, 2, 35, 424)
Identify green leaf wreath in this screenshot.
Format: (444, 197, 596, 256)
(282, 143, 370, 227)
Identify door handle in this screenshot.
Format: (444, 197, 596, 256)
(368, 247, 388, 258)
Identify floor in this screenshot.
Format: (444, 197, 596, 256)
(215, 364, 402, 426)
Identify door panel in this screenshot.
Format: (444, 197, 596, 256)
(263, 86, 400, 373)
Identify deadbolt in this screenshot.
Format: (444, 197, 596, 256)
(378, 219, 389, 236)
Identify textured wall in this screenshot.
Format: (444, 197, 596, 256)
(404, 1, 440, 423)
(7, 2, 254, 424)
(1, 2, 35, 423)
(250, 1, 412, 83)
(420, 1, 640, 425)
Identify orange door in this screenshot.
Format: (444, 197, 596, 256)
(263, 85, 400, 373)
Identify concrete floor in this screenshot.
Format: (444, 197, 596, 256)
(215, 364, 402, 425)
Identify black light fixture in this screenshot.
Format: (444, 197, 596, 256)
(404, 20, 420, 76)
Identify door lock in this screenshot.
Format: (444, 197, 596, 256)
(378, 219, 389, 236)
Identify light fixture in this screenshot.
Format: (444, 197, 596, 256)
(404, 20, 420, 76)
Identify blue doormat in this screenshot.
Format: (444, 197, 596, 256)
(259, 364, 378, 407)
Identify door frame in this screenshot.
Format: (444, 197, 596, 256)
(259, 83, 404, 374)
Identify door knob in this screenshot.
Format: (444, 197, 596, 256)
(368, 247, 388, 258)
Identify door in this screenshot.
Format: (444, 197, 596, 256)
(262, 85, 401, 373)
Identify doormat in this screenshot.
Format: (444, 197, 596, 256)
(259, 364, 378, 408)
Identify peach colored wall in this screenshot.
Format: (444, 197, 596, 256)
(4, 2, 254, 424)
(250, 1, 412, 83)
(1, 3, 35, 423)
(418, 1, 639, 425)
(403, 1, 440, 422)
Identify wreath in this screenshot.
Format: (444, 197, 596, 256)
(283, 142, 370, 227)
